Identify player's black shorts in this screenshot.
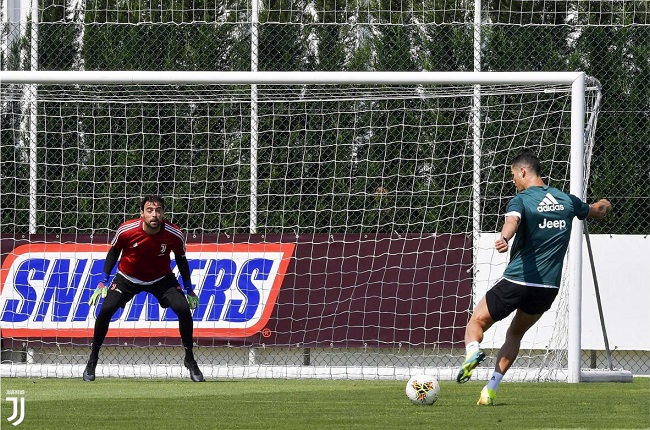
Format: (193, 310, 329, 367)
(486, 278, 559, 322)
(108, 272, 183, 309)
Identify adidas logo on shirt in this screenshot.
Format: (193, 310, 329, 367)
(537, 193, 565, 212)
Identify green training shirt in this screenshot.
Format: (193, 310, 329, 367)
(502, 185, 590, 288)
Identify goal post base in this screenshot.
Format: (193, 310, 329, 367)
(580, 368, 634, 383)
(5, 364, 632, 382)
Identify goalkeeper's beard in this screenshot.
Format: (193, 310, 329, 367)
(145, 218, 160, 231)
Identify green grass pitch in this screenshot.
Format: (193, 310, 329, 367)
(1, 377, 648, 429)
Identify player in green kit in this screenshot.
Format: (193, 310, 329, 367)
(455, 150, 612, 405)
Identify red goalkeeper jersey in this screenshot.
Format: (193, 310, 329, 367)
(111, 218, 186, 283)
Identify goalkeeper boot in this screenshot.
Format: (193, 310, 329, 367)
(477, 386, 496, 406)
(83, 359, 97, 382)
(456, 350, 486, 383)
(184, 358, 204, 382)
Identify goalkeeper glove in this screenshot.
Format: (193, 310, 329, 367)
(186, 290, 199, 310)
(89, 275, 110, 306)
(183, 279, 198, 310)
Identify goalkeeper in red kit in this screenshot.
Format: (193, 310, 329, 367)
(83, 195, 203, 382)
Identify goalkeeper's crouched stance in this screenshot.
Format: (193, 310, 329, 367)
(83, 195, 204, 383)
(86, 273, 203, 382)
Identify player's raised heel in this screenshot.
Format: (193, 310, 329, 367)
(184, 358, 204, 382)
(83, 359, 97, 382)
(456, 350, 486, 383)
(477, 387, 496, 406)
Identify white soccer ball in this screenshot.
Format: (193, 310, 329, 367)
(405, 374, 440, 405)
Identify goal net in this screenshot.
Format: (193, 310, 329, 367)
(0, 71, 599, 382)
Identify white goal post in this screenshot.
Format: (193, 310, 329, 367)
(0, 71, 607, 382)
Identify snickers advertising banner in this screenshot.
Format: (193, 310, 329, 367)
(1, 234, 470, 347)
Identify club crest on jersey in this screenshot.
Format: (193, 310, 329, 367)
(0, 243, 295, 338)
(158, 244, 167, 256)
(537, 193, 564, 212)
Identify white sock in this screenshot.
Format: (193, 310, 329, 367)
(465, 341, 480, 357)
(486, 372, 504, 391)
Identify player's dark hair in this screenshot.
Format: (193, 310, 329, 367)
(511, 149, 542, 176)
(141, 195, 165, 211)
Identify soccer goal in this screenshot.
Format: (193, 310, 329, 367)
(0, 71, 612, 382)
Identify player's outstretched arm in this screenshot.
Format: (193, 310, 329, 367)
(588, 198, 612, 220)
